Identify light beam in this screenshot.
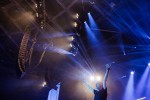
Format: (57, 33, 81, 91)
(123, 72, 135, 100)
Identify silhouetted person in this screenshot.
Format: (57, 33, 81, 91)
(83, 64, 111, 100)
(47, 82, 61, 100)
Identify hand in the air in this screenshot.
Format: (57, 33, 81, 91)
(56, 82, 61, 87)
(105, 64, 111, 70)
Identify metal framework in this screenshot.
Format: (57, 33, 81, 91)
(18, 0, 46, 73)
(18, 27, 31, 72)
(1, 0, 79, 73)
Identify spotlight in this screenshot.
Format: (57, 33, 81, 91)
(68, 36, 74, 41)
(70, 43, 73, 47)
(131, 71, 134, 75)
(73, 22, 77, 27)
(96, 76, 101, 81)
(148, 63, 150, 66)
(42, 81, 47, 87)
(90, 76, 95, 81)
(36, 13, 39, 17)
(75, 13, 79, 19)
(41, 26, 43, 29)
(71, 36, 74, 41)
(35, 4, 38, 8)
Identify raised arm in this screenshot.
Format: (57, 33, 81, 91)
(103, 64, 111, 89)
(56, 83, 61, 100)
(82, 81, 94, 93)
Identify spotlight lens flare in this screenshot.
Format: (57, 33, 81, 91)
(75, 13, 79, 19)
(42, 82, 46, 87)
(73, 22, 77, 27)
(70, 43, 73, 47)
(89, 75, 101, 82)
(71, 36, 74, 41)
(96, 76, 101, 81)
(131, 71, 134, 75)
(68, 36, 74, 41)
(90, 76, 95, 81)
(148, 63, 150, 66)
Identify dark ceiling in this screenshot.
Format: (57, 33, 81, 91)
(0, 0, 150, 100)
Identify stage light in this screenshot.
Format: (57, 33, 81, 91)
(70, 43, 73, 47)
(42, 81, 46, 87)
(75, 13, 79, 19)
(136, 66, 149, 97)
(73, 22, 77, 27)
(87, 12, 98, 29)
(68, 36, 74, 41)
(90, 76, 95, 81)
(72, 13, 79, 19)
(131, 71, 134, 75)
(35, 4, 37, 8)
(123, 70, 135, 100)
(96, 76, 101, 81)
(36, 13, 39, 17)
(84, 21, 98, 44)
(148, 63, 150, 66)
(71, 36, 74, 41)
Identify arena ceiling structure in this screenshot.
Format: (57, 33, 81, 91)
(0, 0, 150, 100)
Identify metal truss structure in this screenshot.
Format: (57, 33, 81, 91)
(1, 0, 79, 73)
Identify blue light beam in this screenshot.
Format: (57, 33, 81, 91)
(123, 73, 135, 100)
(87, 13, 98, 29)
(84, 21, 98, 44)
(136, 66, 150, 98)
(146, 69, 150, 98)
